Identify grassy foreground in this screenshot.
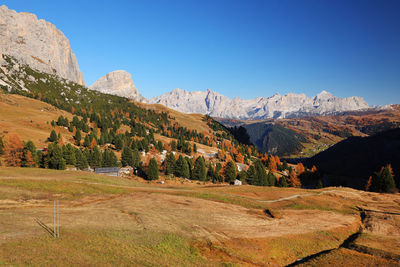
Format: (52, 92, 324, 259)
(0, 167, 399, 266)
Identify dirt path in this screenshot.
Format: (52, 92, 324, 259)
(285, 206, 400, 266)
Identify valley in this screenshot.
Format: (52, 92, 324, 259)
(217, 107, 400, 158)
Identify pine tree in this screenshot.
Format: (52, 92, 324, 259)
(48, 143, 66, 170)
(170, 140, 177, 151)
(121, 147, 134, 167)
(156, 141, 163, 152)
(84, 135, 91, 147)
(215, 163, 222, 182)
(132, 148, 141, 168)
(175, 155, 189, 178)
(147, 158, 159, 180)
(48, 130, 58, 142)
(267, 172, 277, 186)
(255, 160, 268, 186)
(237, 170, 247, 182)
(102, 149, 118, 167)
(89, 146, 102, 168)
(207, 162, 215, 181)
(62, 144, 76, 166)
(185, 157, 193, 178)
(192, 156, 206, 181)
(370, 165, 396, 193)
(38, 150, 49, 169)
(165, 153, 176, 175)
(74, 129, 81, 145)
(114, 134, 123, 150)
(278, 176, 288, 187)
(59, 158, 66, 170)
(224, 161, 237, 183)
(246, 165, 257, 185)
(75, 149, 88, 170)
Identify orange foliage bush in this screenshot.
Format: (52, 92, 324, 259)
(25, 150, 35, 167)
(289, 169, 301, 188)
(296, 163, 305, 175)
(6, 134, 24, 167)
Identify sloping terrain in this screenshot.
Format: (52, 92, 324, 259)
(303, 128, 400, 190)
(135, 101, 212, 134)
(0, 93, 75, 147)
(1, 167, 399, 266)
(243, 123, 307, 156)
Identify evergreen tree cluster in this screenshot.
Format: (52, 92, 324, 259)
(246, 160, 277, 186)
(368, 165, 396, 193)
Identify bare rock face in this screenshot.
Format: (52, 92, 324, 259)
(0, 5, 85, 85)
(89, 70, 144, 101)
(149, 89, 369, 119)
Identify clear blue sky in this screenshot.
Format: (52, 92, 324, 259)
(4, 0, 400, 105)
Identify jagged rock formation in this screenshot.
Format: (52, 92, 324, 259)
(149, 88, 369, 119)
(0, 5, 85, 85)
(89, 70, 144, 101)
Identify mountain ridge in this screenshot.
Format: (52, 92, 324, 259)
(148, 88, 369, 119)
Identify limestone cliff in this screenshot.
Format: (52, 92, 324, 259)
(0, 5, 85, 85)
(89, 70, 144, 101)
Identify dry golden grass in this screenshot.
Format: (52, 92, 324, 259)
(135, 101, 212, 134)
(1, 167, 399, 266)
(0, 93, 75, 147)
(154, 133, 218, 154)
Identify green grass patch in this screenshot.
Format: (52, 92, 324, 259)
(0, 179, 129, 199)
(76, 175, 145, 187)
(0, 229, 216, 266)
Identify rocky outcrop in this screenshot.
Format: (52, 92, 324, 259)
(149, 89, 369, 119)
(89, 70, 144, 101)
(0, 5, 85, 85)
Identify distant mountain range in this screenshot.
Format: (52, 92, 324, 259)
(148, 88, 369, 120)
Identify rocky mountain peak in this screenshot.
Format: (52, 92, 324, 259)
(315, 90, 335, 99)
(0, 5, 85, 85)
(149, 89, 369, 119)
(89, 70, 144, 101)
